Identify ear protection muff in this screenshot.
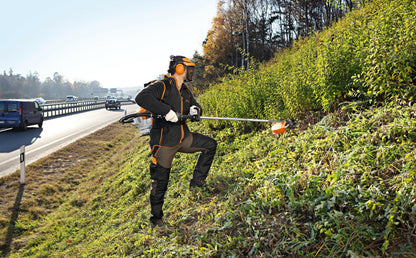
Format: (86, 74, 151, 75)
(169, 55, 195, 78)
(175, 63, 185, 75)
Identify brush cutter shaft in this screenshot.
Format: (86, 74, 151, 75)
(119, 112, 295, 127)
(197, 115, 296, 128)
(185, 115, 283, 123)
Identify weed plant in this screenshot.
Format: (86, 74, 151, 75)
(199, 0, 416, 128)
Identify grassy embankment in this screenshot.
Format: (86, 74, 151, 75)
(1, 0, 416, 256)
(1, 105, 415, 257)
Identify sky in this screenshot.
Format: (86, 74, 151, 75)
(0, 0, 218, 90)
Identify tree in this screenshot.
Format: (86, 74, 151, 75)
(0, 70, 107, 99)
(202, 1, 235, 79)
(26, 72, 41, 97)
(198, 0, 359, 86)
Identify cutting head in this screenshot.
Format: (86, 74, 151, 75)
(271, 121, 287, 135)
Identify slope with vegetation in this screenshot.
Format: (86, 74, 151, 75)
(199, 0, 415, 124)
(1, 0, 415, 256)
(3, 104, 415, 257)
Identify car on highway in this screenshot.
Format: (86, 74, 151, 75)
(35, 97, 47, 104)
(105, 99, 121, 110)
(66, 95, 78, 102)
(0, 99, 44, 130)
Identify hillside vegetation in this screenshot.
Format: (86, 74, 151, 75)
(199, 0, 415, 125)
(2, 0, 416, 256)
(4, 105, 415, 257)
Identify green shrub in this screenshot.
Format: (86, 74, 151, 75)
(199, 0, 416, 129)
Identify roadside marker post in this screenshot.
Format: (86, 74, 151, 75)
(20, 145, 25, 184)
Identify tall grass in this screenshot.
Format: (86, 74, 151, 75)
(6, 104, 416, 257)
(199, 0, 416, 127)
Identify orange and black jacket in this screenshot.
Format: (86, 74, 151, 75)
(135, 75, 202, 153)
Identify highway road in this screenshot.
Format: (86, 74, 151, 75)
(0, 104, 139, 178)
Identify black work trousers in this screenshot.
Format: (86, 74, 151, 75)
(149, 132, 217, 223)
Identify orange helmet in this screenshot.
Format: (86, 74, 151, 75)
(168, 55, 196, 82)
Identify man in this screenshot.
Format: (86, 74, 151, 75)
(135, 55, 217, 227)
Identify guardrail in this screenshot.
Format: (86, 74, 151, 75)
(45, 98, 102, 104)
(41, 100, 134, 118)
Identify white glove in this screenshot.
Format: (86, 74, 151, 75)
(132, 118, 139, 125)
(165, 110, 178, 123)
(190, 105, 199, 116)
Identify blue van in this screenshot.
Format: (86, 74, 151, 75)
(0, 99, 44, 130)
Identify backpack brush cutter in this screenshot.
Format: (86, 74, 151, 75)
(119, 111, 296, 136)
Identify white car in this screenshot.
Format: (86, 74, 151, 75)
(66, 96, 78, 102)
(35, 97, 47, 104)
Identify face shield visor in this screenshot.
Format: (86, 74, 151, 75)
(185, 65, 195, 82)
(182, 57, 195, 82)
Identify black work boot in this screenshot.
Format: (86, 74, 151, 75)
(189, 178, 207, 189)
(150, 218, 164, 228)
